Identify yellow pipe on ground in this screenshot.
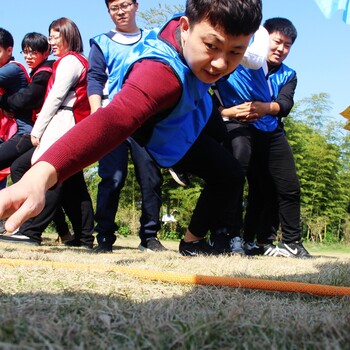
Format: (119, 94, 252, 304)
(1, 257, 349, 297)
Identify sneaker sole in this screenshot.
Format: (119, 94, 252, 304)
(277, 247, 314, 259)
(229, 249, 245, 255)
(0, 238, 40, 246)
(138, 244, 156, 253)
(179, 250, 200, 256)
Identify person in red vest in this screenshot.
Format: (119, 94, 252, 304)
(0, 32, 73, 243)
(0, 19, 94, 247)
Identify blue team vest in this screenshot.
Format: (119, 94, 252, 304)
(216, 63, 295, 132)
(115, 19, 212, 167)
(90, 30, 148, 98)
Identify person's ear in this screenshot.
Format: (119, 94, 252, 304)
(6, 46, 13, 57)
(180, 16, 190, 45)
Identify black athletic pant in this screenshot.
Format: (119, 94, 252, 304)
(244, 126, 301, 243)
(11, 148, 94, 244)
(174, 111, 245, 238)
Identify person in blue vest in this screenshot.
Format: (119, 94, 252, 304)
(208, 25, 270, 255)
(0, 0, 262, 256)
(215, 17, 312, 258)
(88, 0, 165, 253)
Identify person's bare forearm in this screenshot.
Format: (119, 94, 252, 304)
(88, 94, 102, 113)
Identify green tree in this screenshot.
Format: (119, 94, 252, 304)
(285, 93, 350, 242)
(138, 3, 185, 29)
(336, 133, 350, 242)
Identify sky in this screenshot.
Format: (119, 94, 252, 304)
(1, 0, 350, 122)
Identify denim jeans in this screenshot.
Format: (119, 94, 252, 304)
(94, 137, 163, 244)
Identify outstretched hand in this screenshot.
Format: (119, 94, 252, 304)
(0, 162, 58, 233)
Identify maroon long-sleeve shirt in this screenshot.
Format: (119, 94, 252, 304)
(40, 20, 182, 183)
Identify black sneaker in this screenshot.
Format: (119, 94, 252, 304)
(0, 219, 6, 234)
(0, 232, 40, 246)
(94, 235, 116, 253)
(243, 241, 279, 256)
(277, 240, 313, 259)
(169, 168, 190, 187)
(179, 239, 220, 256)
(64, 237, 94, 249)
(208, 234, 244, 254)
(139, 237, 168, 252)
(94, 243, 113, 253)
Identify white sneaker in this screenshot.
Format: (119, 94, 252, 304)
(229, 236, 245, 254)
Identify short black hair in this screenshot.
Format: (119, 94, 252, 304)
(105, 0, 137, 9)
(185, 0, 262, 36)
(263, 17, 297, 44)
(21, 32, 50, 54)
(0, 28, 14, 49)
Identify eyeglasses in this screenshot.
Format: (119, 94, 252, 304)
(109, 2, 134, 13)
(47, 35, 61, 44)
(20, 50, 38, 57)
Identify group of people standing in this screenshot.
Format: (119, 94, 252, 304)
(0, 0, 312, 259)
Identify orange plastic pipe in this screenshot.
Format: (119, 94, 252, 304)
(1, 257, 349, 297)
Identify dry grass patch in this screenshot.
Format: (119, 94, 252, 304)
(0, 235, 349, 349)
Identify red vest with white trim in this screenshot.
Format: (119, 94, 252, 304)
(45, 52, 90, 123)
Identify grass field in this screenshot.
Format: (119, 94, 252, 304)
(0, 234, 349, 349)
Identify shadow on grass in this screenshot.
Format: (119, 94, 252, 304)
(0, 264, 349, 350)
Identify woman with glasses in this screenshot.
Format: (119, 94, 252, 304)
(0, 18, 95, 248)
(31, 18, 90, 160)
